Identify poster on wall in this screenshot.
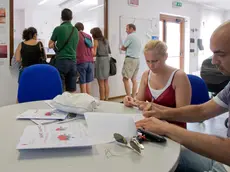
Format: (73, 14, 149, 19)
(0, 45, 7, 58)
(128, 0, 139, 7)
(0, 8, 6, 24)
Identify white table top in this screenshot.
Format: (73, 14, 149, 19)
(0, 101, 181, 172)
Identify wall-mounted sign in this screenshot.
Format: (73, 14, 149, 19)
(172, 1, 183, 8)
(0, 45, 7, 58)
(152, 36, 159, 40)
(128, 0, 139, 7)
(0, 8, 6, 24)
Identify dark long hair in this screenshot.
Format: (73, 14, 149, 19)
(22, 27, 37, 41)
(90, 27, 106, 44)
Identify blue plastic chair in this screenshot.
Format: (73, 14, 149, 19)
(187, 74, 210, 105)
(18, 64, 63, 103)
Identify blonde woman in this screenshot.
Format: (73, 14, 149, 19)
(124, 40, 191, 128)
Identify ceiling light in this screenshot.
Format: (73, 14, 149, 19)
(88, 4, 104, 11)
(38, 0, 49, 5)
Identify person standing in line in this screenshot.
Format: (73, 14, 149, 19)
(15, 27, 46, 81)
(90, 27, 111, 100)
(48, 8, 79, 92)
(121, 24, 141, 98)
(75, 22, 94, 95)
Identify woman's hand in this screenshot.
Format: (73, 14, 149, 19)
(123, 96, 137, 107)
(137, 101, 152, 111)
(135, 117, 170, 136)
(142, 105, 164, 118)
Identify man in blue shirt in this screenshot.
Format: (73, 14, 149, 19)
(136, 21, 230, 172)
(121, 24, 141, 98)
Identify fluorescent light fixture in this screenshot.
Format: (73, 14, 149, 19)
(88, 4, 104, 11)
(59, 0, 84, 7)
(74, 0, 98, 8)
(38, 0, 49, 5)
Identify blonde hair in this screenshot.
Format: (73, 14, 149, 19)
(144, 40, 168, 57)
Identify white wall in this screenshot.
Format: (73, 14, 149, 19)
(198, 9, 223, 68)
(24, 7, 61, 46)
(224, 11, 230, 21)
(107, 0, 224, 98)
(0, 0, 18, 107)
(14, 9, 25, 51)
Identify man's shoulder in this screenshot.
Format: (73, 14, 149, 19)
(129, 32, 140, 41)
(53, 25, 65, 34)
(214, 82, 230, 108)
(82, 32, 92, 39)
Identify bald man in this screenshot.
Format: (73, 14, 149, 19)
(136, 22, 230, 172)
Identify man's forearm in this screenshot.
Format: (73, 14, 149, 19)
(165, 124, 230, 166)
(48, 40, 55, 49)
(161, 105, 207, 122)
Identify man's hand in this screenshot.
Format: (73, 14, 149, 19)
(135, 117, 170, 135)
(121, 46, 127, 51)
(48, 40, 55, 49)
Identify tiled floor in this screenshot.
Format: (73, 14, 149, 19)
(109, 98, 229, 138)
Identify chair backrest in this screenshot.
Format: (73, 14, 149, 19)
(18, 64, 63, 103)
(187, 74, 210, 105)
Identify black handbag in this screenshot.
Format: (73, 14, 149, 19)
(109, 57, 117, 76)
(38, 41, 47, 64)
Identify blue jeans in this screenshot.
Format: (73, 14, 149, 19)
(54, 59, 77, 92)
(175, 148, 227, 172)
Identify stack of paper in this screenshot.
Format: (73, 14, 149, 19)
(17, 112, 140, 150)
(17, 109, 69, 120)
(17, 123, 92, 150)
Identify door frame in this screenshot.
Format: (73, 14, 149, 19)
(160, 14, 185, 70)
(9, 0, 109, 65)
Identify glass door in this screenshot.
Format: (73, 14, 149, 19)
(160, 14, 185, 70)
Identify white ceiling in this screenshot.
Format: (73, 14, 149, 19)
(14, 0, 230, 11)
(14, 0, 101, 10)
(185, 0, 230, 10)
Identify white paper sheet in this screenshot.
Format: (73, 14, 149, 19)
(84, 112, 138, 144)
(17, 109, 69, 120)
(132, 113, 145, 122)
(31, 119, 58, 125)
(17, 123, 93, 150)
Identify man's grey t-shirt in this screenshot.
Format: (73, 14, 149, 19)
(213, 82, 230, 137)
(212, 82, 230, 171)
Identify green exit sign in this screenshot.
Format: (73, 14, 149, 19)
(172, 1, 183, 8)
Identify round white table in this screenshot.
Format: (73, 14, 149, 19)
(0, 101, 181, 172)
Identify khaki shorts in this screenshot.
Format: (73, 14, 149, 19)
(122, 57, 140, 79)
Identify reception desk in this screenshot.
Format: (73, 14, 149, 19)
(45, 48, 55, 59)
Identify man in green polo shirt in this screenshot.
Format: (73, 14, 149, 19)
(49, 8, 79, 92)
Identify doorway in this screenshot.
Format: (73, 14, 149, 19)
(159, 14, 185, 70)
